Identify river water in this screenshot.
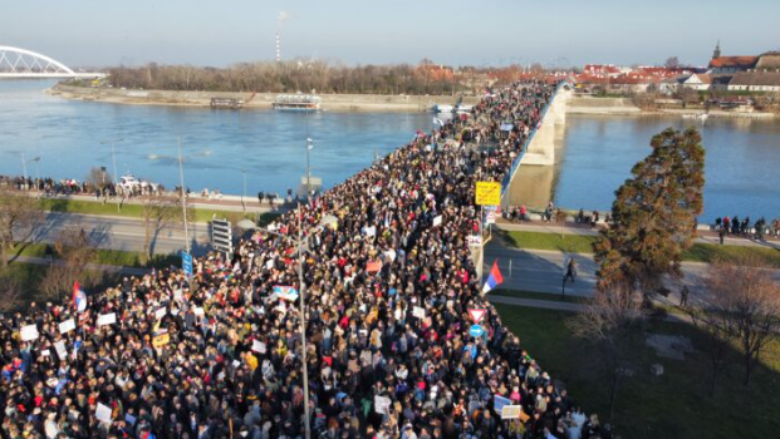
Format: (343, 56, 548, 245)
(0, 80, 430, 197)
(1, 81, 779, 220)
(549, 114, 780, 221)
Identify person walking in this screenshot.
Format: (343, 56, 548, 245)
(719, 226, 726, 245)
(564, 258, 577, 284)
(680, 285, 690, 307)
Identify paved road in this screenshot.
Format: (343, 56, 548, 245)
(485, 241, 713, 302)
(22, 212, 212, 256)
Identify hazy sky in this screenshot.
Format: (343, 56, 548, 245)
(4, 0, 779, 68)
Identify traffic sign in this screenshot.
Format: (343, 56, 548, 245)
(469, 324, 485, 338)
(181, 251, 193, 277)
(475, 181, 501, 206)
(468, 308, 487, 324)
(211, 219, 233, 255)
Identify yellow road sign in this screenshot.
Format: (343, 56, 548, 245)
(475, 181, 501, 206)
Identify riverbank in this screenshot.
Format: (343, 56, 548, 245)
(47, 84, 478, 112)
(568, 96, 778, 119)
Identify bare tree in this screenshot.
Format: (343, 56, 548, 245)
(665, 56, 680, 69)
(39, 227, 99, 302)
(85, 167, 110, 192)
(698, 258, 780, 385)
(140, 195, 181, 264)
(0, 187, 42, 268)
(0, 274, 22, 313)
(568, 289, 646, 419)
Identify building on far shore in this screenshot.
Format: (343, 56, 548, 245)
(727, 72, 780, 92)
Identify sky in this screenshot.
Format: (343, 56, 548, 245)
(3, 0, 780, 69)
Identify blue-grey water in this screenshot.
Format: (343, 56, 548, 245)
(554, 115, 780, 221)
(1, 81, 779, 220)
(0, 80, 430, 197)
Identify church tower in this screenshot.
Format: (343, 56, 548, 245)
(712, 40, 722, 59)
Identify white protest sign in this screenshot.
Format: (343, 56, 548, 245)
(95, 403, 113, 424)
(486, 210, 496, 225)
(97, 313, 116, 327)
(59, 319, 76, 334)
(412, 306, 426, 319)
(374, 395, 392, 415)
(173, 289, 183, 302)
(433, 215, 443, 227)
(252, 340, 267, 354)
(154, 308, 167, 320)
(41, 349, 51, 357)
(364, 226, 376, 237)
(193, 307, 205, 316)
(467, 235, 482, 246)
(21, 324, 39, 342)
(501, 405, 522, 420)
(55, 340, 67, 359)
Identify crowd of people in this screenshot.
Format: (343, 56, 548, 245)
(0, 175, 161, 199)
(0, 81, 614, 439)
(714, 215, 780, 241)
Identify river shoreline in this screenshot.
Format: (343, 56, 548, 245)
(47, 84, 479, 113)
(568, 96, 778, 119)
(49, 85, 779, 119)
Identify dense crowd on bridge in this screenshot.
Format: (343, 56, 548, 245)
(0, 82, 615, 439)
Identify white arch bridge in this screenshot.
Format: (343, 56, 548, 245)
(0, 46, 105, 79)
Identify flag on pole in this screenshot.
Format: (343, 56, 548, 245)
(482, 260, 504, 294)
(433, 117, 444, 127)
(307, 138, 314, 150)
(73, 281, 87, 313)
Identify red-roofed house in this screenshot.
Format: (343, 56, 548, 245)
(708, 42, 758, 74)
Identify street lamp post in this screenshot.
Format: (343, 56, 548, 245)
(21, 154, 41, 191)
(100, 138, 124, 213)
(177, 137, 191, 254)
(254, 209, 337, 439)
(306, 137, 312, 199)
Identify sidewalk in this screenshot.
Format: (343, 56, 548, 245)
(495, 218, 780, 249)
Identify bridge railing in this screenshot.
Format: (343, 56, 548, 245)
(500, 81, 566, 202)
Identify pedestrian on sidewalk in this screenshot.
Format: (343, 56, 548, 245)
(680, 285, 690, 307)
(564, 258, 577, 284)
(719, 226, 726, 245)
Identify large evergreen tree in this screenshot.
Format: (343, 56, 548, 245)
(594, 128, 705, 300)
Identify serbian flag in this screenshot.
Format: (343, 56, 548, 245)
(72, 281, 87, 313)
(482, 260, 504, 294)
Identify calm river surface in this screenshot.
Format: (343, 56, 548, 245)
(0, 80, 430, 197)
(552, 114, 780, 220)
(1, 81, 778, 220)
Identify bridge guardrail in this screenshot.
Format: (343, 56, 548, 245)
(500, 81, 566, 202)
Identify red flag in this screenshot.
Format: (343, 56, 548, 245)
(490, 260, 504, 285)
(72, 281, 80, 308)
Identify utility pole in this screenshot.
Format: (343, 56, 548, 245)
(21, 152, 28, 182)
(101, 138, 124, 213)
(298, 201, 311, 439)
(177, 137, 191, 253)
(306, 137, 312, 199)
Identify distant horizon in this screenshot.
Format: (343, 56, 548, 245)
(4, 0, 779, 70)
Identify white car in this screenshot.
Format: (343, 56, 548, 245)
(119, 175, 159, 193)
